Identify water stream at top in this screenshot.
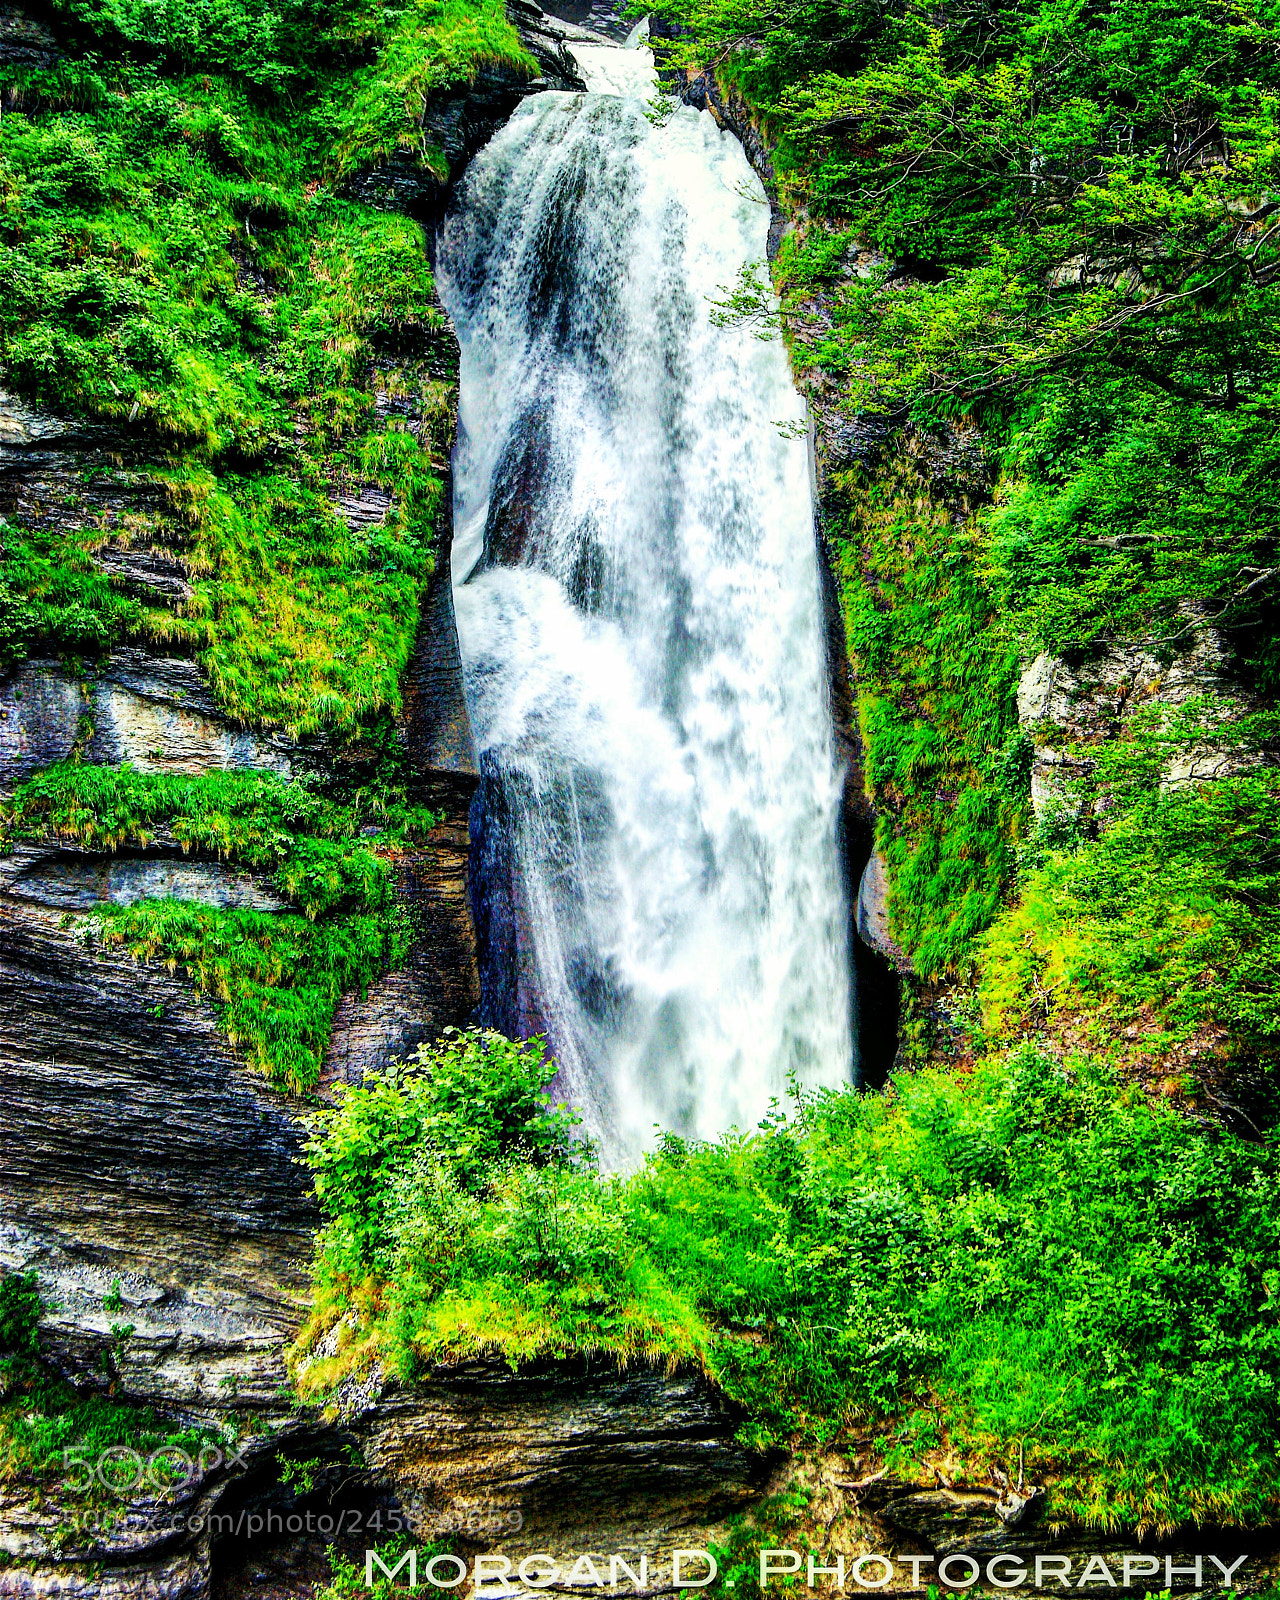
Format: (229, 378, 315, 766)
(436, 35, 855, 1161)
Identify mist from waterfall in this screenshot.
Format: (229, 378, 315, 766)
(437, 38, 855, 1160)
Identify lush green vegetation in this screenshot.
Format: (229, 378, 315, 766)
(2, 763, 438, 1088)
(652, 0, 1280, 1014)
(293, 1030, 1280, 1534)
(8, 0, 1277, 1557)
(0, 0, 531, 736)
(980, 702, 1280, 1084)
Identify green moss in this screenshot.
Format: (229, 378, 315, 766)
(829, 449, 1026, 975)
(978, 709, 1280, 1075)
(294, 1037, 1280, 1533)
(4, 763, 439, 1089)
(323, 0, 537, 184)
(92, 898, 408, 1090)
(0, 0, 501, 737)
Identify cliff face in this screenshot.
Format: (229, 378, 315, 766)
(0, 348, 480, 1395)
(0, 11, 596, 1593)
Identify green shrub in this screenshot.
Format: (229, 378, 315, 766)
(294, 1040, 1280, 1532)
(0, 1272, 42, 1361)
(304, 1029, 582, 1271)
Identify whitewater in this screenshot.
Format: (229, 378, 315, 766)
(437, 35, 855, 1159)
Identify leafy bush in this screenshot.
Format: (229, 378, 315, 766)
(304, 1029, 581, 1269)
(294, 1041, 1280, 1532)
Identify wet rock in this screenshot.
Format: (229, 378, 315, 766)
(539, 0, 633, 42)
(323, 813, 479, 1085)
(0, 844, 287, 913)
(509, 0, 601, 85)
(856, 848, 910, 974)
(90, 543, 194, 605)
(0, 8, 59, 70)
(0, 654, 294, 795)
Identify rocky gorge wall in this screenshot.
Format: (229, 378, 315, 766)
(0, 9, 598, 1592)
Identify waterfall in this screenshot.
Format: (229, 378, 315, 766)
(437, 38, 855, 1160)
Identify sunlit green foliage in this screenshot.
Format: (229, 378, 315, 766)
(652, 0, 1280, 971)
(93, 897, 408, 1089)
(0, 0, 517, 735)
(321, 0, 537, 183)
(295, 1039, 1280, 1533)
(981, 704, 1280, 1072)
(833, 449, 1026, 973)
(3, 763, 439, 1088)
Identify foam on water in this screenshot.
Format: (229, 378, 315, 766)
(437, 45, 854, 1160)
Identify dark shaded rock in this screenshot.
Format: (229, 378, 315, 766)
(400, 544, 478, 783)
(479, 398, 557, 570)
(509, 0, 600, 87)
(0, 843, 287, 913)
(0, 7, 60, 70)
(0, 910, 316, 1416)
(0, 658, 84, 791)
(323, 808, 479, 1084)
(0, 1418, 373, 1600)
(467, 756, 552, 1049)
(539, 0, 633, 42)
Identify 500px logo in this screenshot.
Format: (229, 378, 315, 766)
(61, 1442, 248, 1496)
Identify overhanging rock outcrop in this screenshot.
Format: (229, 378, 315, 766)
(304, 1354, 771, 1568)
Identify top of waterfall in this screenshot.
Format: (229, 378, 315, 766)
(568, 31, 659, 97)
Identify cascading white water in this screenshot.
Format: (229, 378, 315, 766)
(437, 38, 855, 1160)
